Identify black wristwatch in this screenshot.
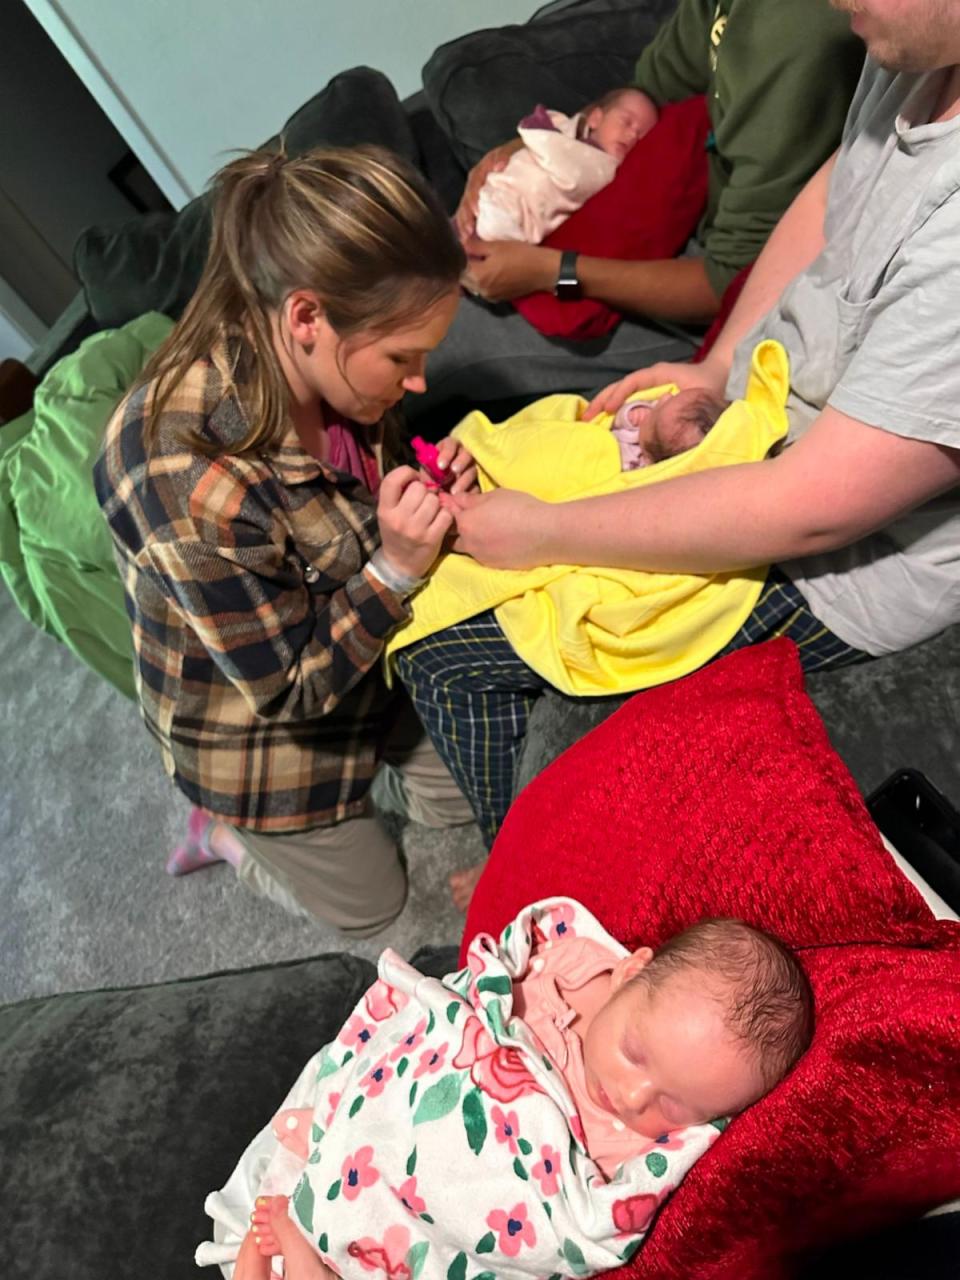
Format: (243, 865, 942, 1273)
(554, 250, 582, 300)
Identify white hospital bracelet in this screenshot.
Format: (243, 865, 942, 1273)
(366, 549, 426, 598)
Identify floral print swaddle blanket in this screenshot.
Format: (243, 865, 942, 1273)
(196, 898, 719, 1279)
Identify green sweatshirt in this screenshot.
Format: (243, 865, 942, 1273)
(634, 0, 864, 296)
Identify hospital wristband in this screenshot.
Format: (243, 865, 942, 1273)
(366, 549, 427, 599)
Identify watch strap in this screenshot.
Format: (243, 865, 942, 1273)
(554, 249, 582, 300)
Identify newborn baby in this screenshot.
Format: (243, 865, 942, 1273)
(204, 902, 812, 1280)
(612, 388, 731, 470)
(475, 88, 658, 244)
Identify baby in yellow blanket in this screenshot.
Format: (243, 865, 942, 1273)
(611, 388, 730, 470)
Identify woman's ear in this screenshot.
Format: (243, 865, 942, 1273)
(285, 290, 324, 347)
(609, 946, 654, 991)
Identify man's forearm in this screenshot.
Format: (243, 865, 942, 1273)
(578, 254, 720, 323)
(707, 152, 837, 373)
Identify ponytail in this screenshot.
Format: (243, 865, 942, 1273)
(138, 145, 464, 456)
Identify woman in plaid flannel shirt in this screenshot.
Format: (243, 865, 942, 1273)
(95, 145, 477, 935)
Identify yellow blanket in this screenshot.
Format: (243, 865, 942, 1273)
(386, 340, 789, 696)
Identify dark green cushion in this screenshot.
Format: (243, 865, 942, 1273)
(2, 946, 458, 1280)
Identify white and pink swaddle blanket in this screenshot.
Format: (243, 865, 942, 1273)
(196, 899, 719, 1279)
(475, 110, 618, 243)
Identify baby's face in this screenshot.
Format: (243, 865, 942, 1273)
(641, 388, 729, 463)
(581, 963, 766, 1138)
(586, 90, 659, 161)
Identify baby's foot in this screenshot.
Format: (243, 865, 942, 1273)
(232, 1224, 272, 1280)
(449, 862, 485, 913)
(251, 1196, 332, 1280)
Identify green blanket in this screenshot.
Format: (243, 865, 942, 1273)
(0, 313, 173, 698)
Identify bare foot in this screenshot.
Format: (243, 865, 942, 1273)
(449, 862, 485, 913)
(232, 1223, 271, 1280)
(250, 1196, 333, 1280)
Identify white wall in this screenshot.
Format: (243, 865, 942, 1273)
(24, 0, 548, 208)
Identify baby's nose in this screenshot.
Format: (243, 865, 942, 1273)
(623, 1075, 656, 1113)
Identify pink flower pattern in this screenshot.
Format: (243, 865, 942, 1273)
(487, 1203, 536, 1256)
(340, 1014, 377, 1050)
(341, 1146, 379, 1201)
(324, 1091, 341, 1130)
(453, 1016, 544, 1103)
(611, 1191, 665, 1235)
(348, 1224, 412, 1280)
(360, 1055, 394, 1099)
(391, 1175, 426, 1217)
(365, 980, 409, 1022)
(531, 1144, 561, 1196)
(390, 1017, 427, 1062)
(413, 1042, 448, 1078)
(491, 1105, 521, 1154)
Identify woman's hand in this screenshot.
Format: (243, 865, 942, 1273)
(454, 140, 524, 241)
(461, 236, 560, 303)
(583, 356, 728, 420)
(432, 437, 478, 494)
(440, 488, 555, 569)
(377, 466, 454, 579)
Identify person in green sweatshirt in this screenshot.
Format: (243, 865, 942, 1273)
(410, 0, 863, 426)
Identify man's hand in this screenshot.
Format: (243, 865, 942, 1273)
(583, 356, 728, 419)
(461, 236, 561, 303)
(454, 140, 524, 241)
(440, 488, 555, 568)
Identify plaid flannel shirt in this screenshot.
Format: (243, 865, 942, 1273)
(94, 332, 410, 831)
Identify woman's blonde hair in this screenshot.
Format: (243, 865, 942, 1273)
(140, 144, 465, 455)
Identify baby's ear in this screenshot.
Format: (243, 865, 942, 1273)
(583, 106, 605, 133)
(610, 946, 655, 990)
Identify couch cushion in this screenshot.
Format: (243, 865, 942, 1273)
(423, 0, 679, 168)
(464, 639, 960, 1279)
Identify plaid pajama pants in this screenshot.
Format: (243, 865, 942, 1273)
(393, 568, 868, 847)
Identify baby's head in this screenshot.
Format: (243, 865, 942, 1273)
(581, 88, 659, 161)
(582, 919, 813, 1138)
(643, 387, 730, 462)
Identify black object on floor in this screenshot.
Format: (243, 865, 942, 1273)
(868, 768, 960, 914)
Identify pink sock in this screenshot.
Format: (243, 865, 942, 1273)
(165, 808, 224, 876)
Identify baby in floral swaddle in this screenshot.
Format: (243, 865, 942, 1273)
(197, 900, 812, 1280)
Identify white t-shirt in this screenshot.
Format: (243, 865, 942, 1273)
(727, 60, 960, 656)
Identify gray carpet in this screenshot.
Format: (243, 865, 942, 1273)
(0, 603, 483, 1005)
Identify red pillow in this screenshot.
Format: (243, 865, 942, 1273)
(511, 95, 710, 341)
(463, 639, 960, 1279)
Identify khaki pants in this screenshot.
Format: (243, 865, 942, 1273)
(232, 701, 473, 937)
